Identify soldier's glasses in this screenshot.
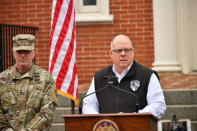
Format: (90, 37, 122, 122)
(112, 48, 133, 54)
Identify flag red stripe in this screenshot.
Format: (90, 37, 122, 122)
(50, 0, 73, 73)
(67, 16, 77, 95)
(50, 0, 63, 48)
(56, 21, 75, 90)
(76, 87, 78, 99)
(67, 63, 77, 95)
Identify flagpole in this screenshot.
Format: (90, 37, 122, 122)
(71, 100, 75, 114)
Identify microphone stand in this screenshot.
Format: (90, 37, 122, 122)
(110, 84, 139, 113)
(79, 77, 139, 114)
(78, 82, 113, 114)
(115, 84, 120, 113)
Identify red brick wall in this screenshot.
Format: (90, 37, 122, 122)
(0, 0, 52, 69)
(0, 0, 154, 85)
(77, 0, 154, 84)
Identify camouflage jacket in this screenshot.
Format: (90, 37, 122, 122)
(0, 64, 58, 131)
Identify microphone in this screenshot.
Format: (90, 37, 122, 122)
(78, 80, 112, 114)
(105, 75, 139, 113)
(103, 75, 119, 85)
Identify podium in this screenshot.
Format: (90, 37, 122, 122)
(61, 113, 158, 131)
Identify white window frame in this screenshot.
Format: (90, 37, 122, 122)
(75, 0, 114, 25)
(78, 0, 100, 13)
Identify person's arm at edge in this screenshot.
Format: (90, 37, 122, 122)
(0, 80, 14, 131)
(24, 76, 58, 130)
(82, 78, 99, 114)
(0, 107, 13, 131)
(138, 73, 166, 119)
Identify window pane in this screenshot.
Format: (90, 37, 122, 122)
(83, 0, 96, 5)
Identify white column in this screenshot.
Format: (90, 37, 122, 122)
(177, 0, 192, 73)
(152, 0, 181, 72)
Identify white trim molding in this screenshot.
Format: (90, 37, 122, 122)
(75, 0, 114, 25)
(152, 61, 181, 72)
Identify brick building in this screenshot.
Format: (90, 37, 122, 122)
(0, 0, 155, 86)
(1, 0, 196, 90)
(1, 0, 197, 91)
(1, 0, 197, 130)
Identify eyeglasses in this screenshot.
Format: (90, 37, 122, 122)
(112, 48, 133, 54)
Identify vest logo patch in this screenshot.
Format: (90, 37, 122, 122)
(130, 80, 140, 91)
(93, 119, 119, 131)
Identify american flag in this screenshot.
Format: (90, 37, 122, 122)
(49, 0, 78, 105)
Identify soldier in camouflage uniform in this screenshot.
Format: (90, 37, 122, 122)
(0, 34, 58, 131)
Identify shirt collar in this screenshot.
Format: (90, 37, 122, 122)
(11, 64, 34, 80)
(112, 62, 133, 82)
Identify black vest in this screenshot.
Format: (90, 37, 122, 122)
(94, 61, 155, 113)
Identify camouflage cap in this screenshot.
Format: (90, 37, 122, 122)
(13, 34, 35, 51)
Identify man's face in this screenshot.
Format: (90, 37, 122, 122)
(13, 50, 35, 70)
(109, 36, 134, 73)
